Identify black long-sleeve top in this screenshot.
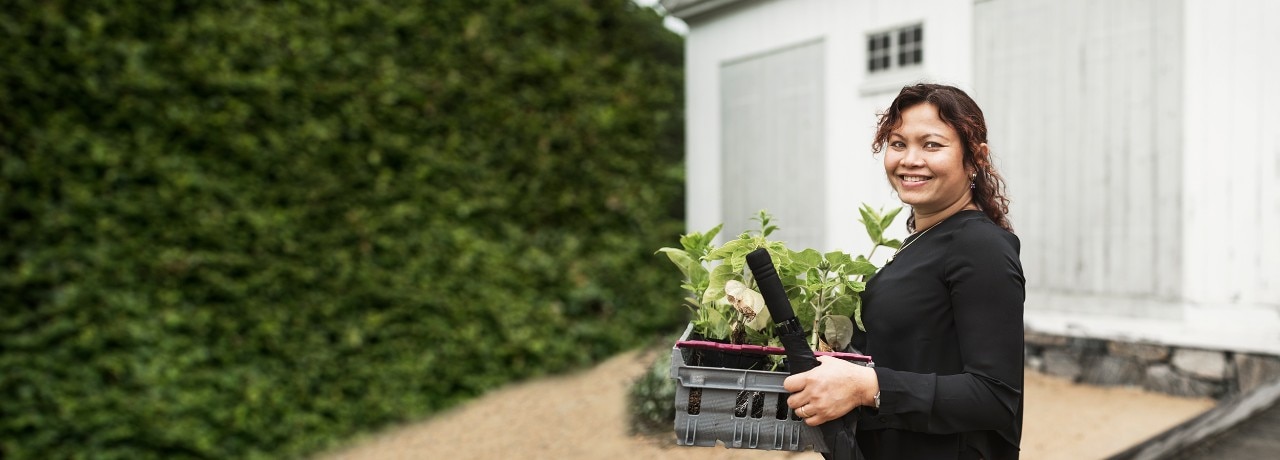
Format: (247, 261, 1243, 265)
(853, 210, 1025, 460)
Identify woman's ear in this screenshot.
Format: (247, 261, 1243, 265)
(973, 143, 991, 172)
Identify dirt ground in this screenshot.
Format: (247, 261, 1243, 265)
(315, 347, 1214, 460)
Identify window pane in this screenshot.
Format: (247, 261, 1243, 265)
(913, 49, 922, 63)
(868, 33, 888, 52)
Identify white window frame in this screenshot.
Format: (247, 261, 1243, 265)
(861, 22, 927, 96)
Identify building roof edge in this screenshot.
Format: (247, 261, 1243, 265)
(659, 0, 749, 21)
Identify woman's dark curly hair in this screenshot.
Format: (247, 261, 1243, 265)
(871, 83, 1012, 233)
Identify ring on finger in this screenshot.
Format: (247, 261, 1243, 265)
(798, 406, 810, 418)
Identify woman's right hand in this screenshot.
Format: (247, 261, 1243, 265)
(783, 355, 879, 426)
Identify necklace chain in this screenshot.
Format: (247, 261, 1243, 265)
(885, 221, 942, 265)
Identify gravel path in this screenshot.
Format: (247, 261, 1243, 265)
(316, 347, 1213, 460)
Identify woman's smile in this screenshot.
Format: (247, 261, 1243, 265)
(883, 103, 974, 219)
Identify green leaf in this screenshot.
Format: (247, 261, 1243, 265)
(791, 248, 823, 271)
(795, 296, 816, 334)
(858, 205, 883, 244)
(823, 315, 855, 351)
(656, 248, 698, 280)
(879, 206, 903, 233)
(704, 237, 754, 261)
(829, 292, 856, 317)
(805, 267, 822, 286)
(824, 250, 854, 271)
(882, 238, 902, 250)
(846, 260, 879, 276)
(752, 210, 779, 237)
(680, 224, 723, 257)
(701, 263, 736, 306)
(851, 295, 866, 331)
(702, 306, 733, 340)
(729, 239, 767, 274)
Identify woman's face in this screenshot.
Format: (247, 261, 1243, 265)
(883, 102, 973, 215)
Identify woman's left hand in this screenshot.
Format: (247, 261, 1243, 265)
(783, 355, 879, 426)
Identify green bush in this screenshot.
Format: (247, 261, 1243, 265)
(0, 1, 685, 458)
(627, 348, 678, 436)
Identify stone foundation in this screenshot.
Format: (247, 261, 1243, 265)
(1025, 330, 1280, 399)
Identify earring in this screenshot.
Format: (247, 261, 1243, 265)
(969, 172, 977, 189)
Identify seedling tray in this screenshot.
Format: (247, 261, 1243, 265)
(669, 323, 872, 452)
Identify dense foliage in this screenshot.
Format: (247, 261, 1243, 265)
(0, 1, 685, 458)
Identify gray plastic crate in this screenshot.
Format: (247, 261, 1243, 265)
(669, 323, 871, 452)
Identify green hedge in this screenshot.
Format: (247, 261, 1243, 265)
(0, 1, 685, 458)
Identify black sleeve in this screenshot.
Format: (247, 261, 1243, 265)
(870, 220, 1024, 433)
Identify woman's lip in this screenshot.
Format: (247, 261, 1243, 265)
(899, 175, 931, 188)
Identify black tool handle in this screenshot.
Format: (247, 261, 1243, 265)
(746, 248, 795, 322)
(745, 248, 815, 371)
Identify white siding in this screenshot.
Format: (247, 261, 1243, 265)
(974, 0, 1183, 317)
(1183, 0, 1280, 308)
(720, 40, 826, 248)
(976, 0, 1280, 353)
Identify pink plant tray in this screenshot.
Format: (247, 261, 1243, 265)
(675, 340, 872, 363)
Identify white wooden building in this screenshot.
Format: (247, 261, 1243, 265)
(661, 0, 1280, 355)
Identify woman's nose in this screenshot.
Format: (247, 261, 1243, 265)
(900, 148, 925, 166)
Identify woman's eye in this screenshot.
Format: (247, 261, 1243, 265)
(890, 141, 906, 149)
(924, 142, 945, 149)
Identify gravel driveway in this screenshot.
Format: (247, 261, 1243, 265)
(316, 347, 1213, 460)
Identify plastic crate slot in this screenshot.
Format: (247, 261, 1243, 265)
(682, 418, 698, 445)
(774, 392, 790, 420)
(687, 388, 702, 415)
(734, 391, 750, 418)
(732, 419, 762, 448)
(750, 391, 765, 419)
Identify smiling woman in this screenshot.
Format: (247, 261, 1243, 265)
(780, 84, 1025, 460)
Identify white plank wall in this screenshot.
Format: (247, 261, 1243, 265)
(975, 0, 1184, 316)
(1183, 0, 1280, 308)
(720, 39, 827, 249)
(977, 0, 1280, 351)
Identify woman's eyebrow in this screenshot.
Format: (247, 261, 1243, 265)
(891, 131, 951, 141)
